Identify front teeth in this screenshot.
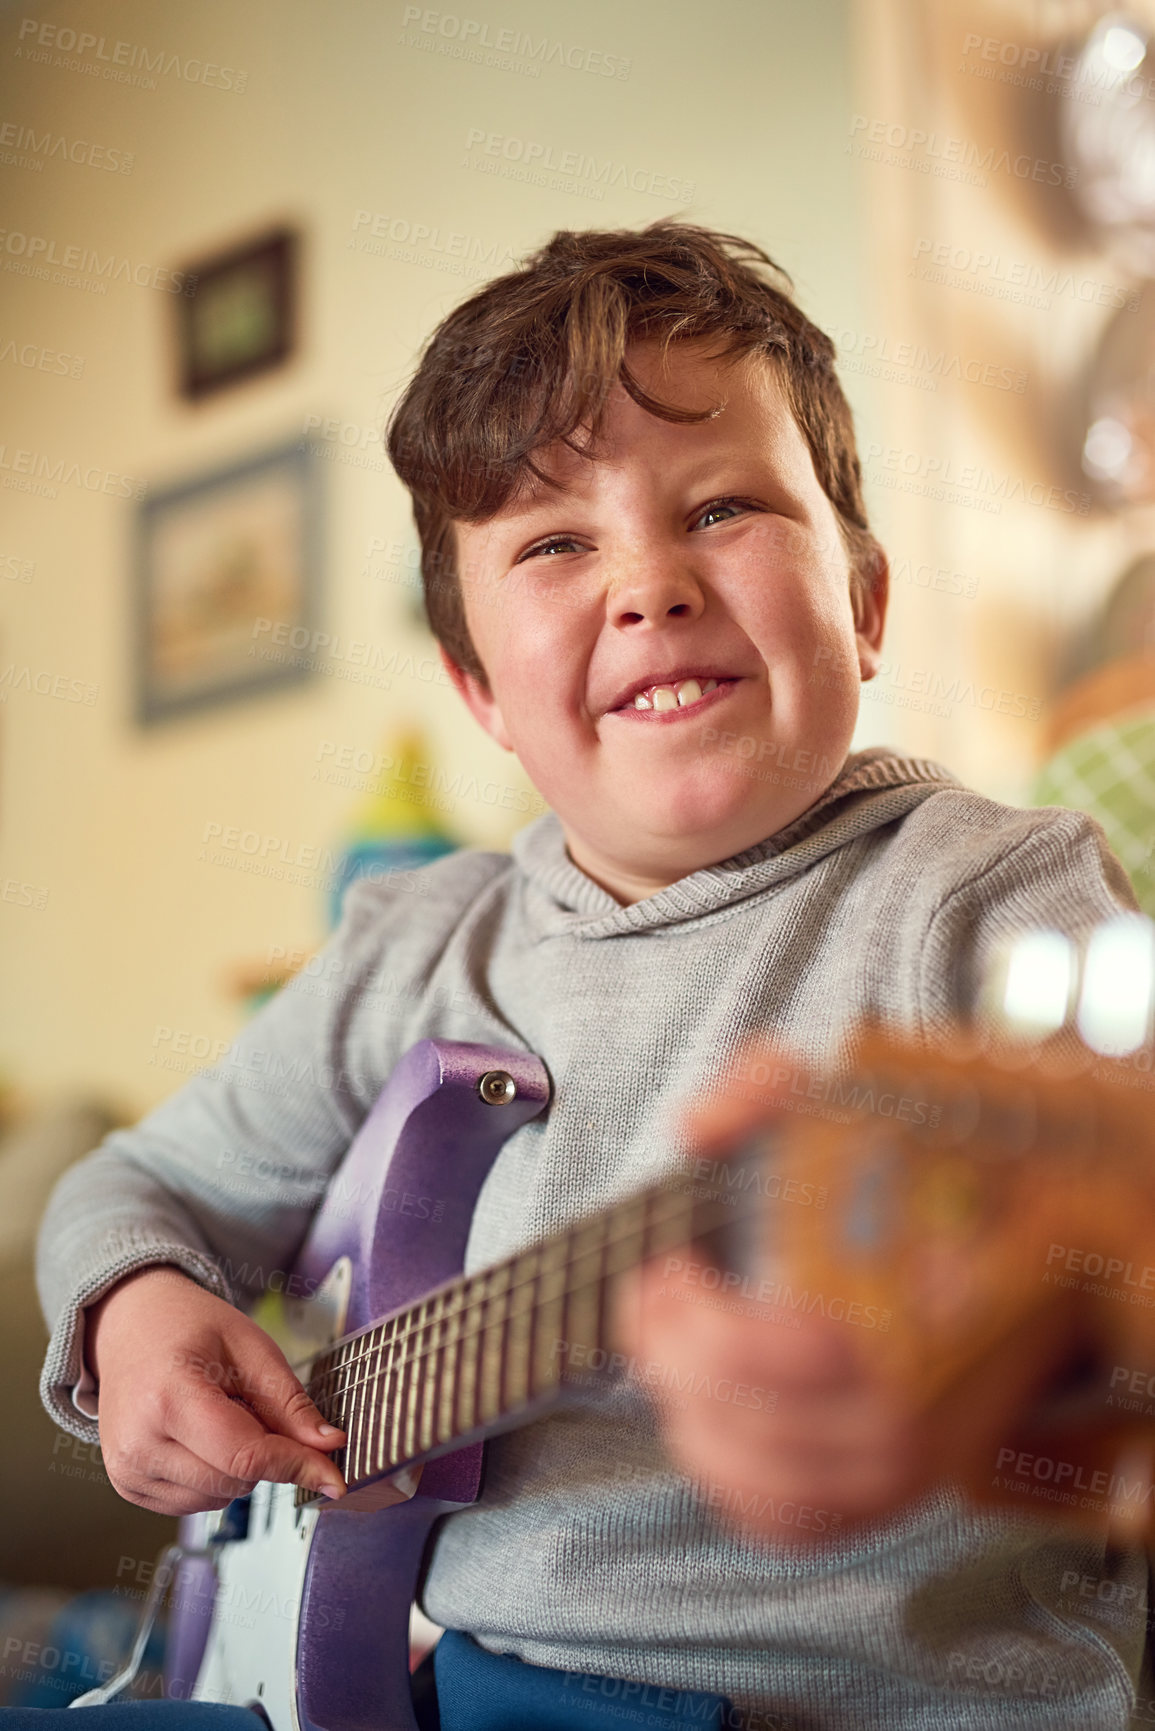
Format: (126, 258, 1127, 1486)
(633, 677, 719, 712)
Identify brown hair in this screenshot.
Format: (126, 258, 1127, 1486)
(387, 220, 881, 682)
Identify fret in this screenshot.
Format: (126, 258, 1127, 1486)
(328, 1339, 353, 1480)
(560, 1213, 609, 1371)
(403, 1297, 431, 1461)
(437, 1282, 467, 1444)
(531, 1235, 570, 1397)
(455, 1272, 485, 1437)
(345, 1336, 368, 1484)
(602, 1192, 650, 1281)
(376, 1323, 399, 1474)
(347, 1331, 367, 1483)
(389, 1305, 413, 1469)
(363, 1324, 387, 1480)
(478, 1263, 513, 1424)
(642, 1184, 697, 1262)
(376, 1320, 397, 1475)
(503, 1247, 538, 1412)
(344, 1333, 364, 1483)
(418, 1289, 446, 1454)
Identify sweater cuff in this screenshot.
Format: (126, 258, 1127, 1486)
(39, 1244, 236, 1445)
(69, 1311, 98, 1420)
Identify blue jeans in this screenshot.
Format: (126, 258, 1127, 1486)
(0, 1633, 736, 1730)
(0, 1713, 261, 1730)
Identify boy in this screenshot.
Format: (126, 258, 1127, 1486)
(37, 223, 1143, 1729)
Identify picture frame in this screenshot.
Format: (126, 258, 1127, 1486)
(134, 439, 322, 725)
(175, 226, 298, 400)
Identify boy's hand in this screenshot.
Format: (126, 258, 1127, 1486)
(612, 1085, 1121, 1546)
(614, 1252, 1088, 1544)
(614, 1257, 919, 1542)
(86, 1266, 346, 1516)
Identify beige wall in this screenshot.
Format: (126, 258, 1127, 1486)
(0, 0, 866, 1113)
(850, 0, 1155, 793)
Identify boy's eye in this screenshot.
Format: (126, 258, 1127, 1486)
(517, 534, 584, 561)
(693, 498, 753, 530)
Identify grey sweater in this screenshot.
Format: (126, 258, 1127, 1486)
(37, 750, 1148, 1729)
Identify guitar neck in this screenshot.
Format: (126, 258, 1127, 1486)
(303, 1175, 733, 1495)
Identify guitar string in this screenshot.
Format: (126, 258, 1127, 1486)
(331, 1255, 615, 1477)
(303, 1071, 951, 1410)
(302, 1067, 995, 1410)
(306, 1087, 1090, 1477)
(305, 1195, 700, 1466)
(306, 1222, 640, 1412)
(304, 1186, 697, 1409)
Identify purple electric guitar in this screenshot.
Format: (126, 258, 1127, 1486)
(132, 935, 1155, 1729)
(160, 1039, 721, 1731)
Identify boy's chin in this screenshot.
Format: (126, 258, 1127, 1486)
(583, 784, 829, 874)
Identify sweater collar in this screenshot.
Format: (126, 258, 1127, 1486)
(509, 749, 958, 937)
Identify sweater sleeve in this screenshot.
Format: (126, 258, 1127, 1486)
(36, 874, 421, 1444)
(914, 803, 1140, 1038)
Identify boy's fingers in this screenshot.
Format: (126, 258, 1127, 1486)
(170, 1389, 346, 1499)
(186, 1329, 345, 1449)
(117, 1437, 259, 1510)
(633, 1264, 861, 1387)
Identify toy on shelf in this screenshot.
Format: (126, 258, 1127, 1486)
(325, 729, 458, 929)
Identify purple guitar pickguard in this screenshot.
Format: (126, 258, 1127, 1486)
(168, 1040, 549, 1731)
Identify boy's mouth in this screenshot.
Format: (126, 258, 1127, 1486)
(606, 672, 737, 716)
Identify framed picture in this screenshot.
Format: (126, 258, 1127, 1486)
(134, 439, 322, 725)
(175, 226, 298, 400)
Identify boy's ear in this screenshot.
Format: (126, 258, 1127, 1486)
(853, 548, 889, 682)
(438, 645, 515, 752)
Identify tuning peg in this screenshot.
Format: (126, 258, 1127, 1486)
(982, 929, 1077, 1041)
(982, 916, 1155, 1057)
(1076, 914, 1155, 1057)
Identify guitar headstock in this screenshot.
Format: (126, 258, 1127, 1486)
(697, 915, 1155, 1537)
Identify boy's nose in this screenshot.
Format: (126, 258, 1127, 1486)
(606, 560, 706, 629)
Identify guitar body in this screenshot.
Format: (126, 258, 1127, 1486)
(165, 1039, 551, 1731)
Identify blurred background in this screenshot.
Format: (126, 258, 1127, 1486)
(3, 0, 1155, 1703)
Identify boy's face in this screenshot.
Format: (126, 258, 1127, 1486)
(446, 340, 886, 904)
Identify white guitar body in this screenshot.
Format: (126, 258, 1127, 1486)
(177, 1257, 426, 1727)
(157, 1038, 554, 1731)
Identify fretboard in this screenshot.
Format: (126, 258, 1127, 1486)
(301, 1175, 733, 1497)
